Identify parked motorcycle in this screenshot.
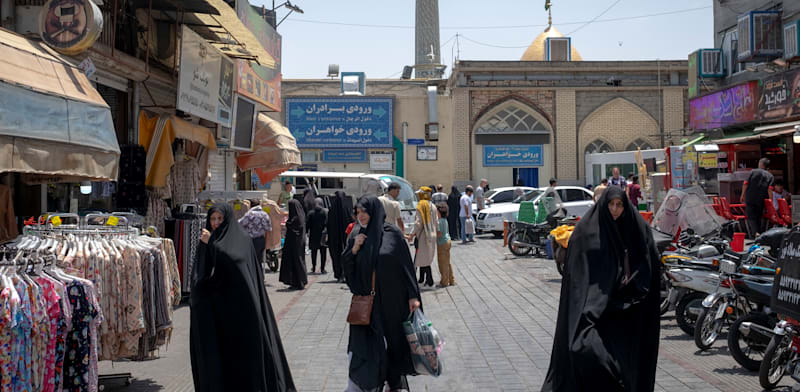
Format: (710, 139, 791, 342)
(507, 203, 570, 258)
(725, 268, 777, 371)
(759, 317, 800, 390)
(264, 247, 280, 272)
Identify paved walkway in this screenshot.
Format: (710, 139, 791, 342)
(99, 236, 794, 391)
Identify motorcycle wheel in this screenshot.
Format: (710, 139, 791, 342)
(694, 298, 727, 350)
(508, 233, 532, 257)
(728, 313, 773, 371)
(660, 272, 671, 316)
(266, 252, 280, 272)
(676, 292, 706, 336)
(759, 333, 790, 390)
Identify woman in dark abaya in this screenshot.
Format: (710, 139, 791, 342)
(446, 186, 461, 240)
(342, 196, 422, 392)
(328, 191, 354, 282)
(190, 203, 296, 392)
(279, 199, 308, 290)
(541, 186, 661, 392)
(306, 197, 329, 274)
(302, 184, 317, 213)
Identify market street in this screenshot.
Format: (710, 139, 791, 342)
(97, 234, 782, 392)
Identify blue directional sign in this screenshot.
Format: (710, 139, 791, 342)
(483, 145, 543, 167)
(407, 138, 425, 145)
(286, 97, 393, 148)
(322, 149, 367, 162)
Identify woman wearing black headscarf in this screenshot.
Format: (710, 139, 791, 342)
(306, 197, 329, 274)
(328, 191, 354, 282)
(279, 199, 308, 290)
(446, 186, 461, 240)
(541, 186, 660, 392)
(342, 196, 422, 392)
(190, 203, 296, 392)
(303, 184, 317, 213)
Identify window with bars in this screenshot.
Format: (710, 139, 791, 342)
(475, 104, 550, 134)
(626, 138, 653, 151)
(585, 140, 614, 155)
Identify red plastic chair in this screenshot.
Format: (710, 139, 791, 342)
(720, 197, 746, 221)
(764, 199, 786, 227)
(778, 198, 792, 226)
(710, 196, 723, 217)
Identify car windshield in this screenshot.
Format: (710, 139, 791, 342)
(484, 190, 499, 200)
(513, 190, 542, 203)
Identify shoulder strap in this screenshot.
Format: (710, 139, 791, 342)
(370, 270, 376, 296)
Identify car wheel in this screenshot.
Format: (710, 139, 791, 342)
(492, 231, 504, 239)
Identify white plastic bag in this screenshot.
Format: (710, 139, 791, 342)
(403, 309, 444, 377)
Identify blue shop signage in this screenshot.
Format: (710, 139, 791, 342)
(483, 145, 543, 167)
(286, 97, 393, 148)
(322, 149, 367, 162)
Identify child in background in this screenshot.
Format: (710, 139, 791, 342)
(436, 205, 455, 287)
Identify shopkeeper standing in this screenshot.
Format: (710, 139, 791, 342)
(238, 199, 272, 267)
(741, 158, 774, 238)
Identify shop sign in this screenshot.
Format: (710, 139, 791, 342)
(370, 152, 393, 171)
(287, 98, 394, 148)
(771, 226, 800, 320)
(322, 149, 367, 163)
(758, 67, 800, 121)
(177, 26, 234, 126)
(417, 146, 437, 161)
(483, 145, 543, 167)
(698, 153, 718, 169)
(235, 0, 282, 112)
(689, 81, 758, 130)
(39, 0, 103, 55)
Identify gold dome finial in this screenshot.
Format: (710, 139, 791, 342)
(545, 0, 553, 31)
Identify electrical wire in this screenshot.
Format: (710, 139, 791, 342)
(566, 0, 624, 35)
(458, 35, 529, 49)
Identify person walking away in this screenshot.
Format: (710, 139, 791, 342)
(278, 180, 295, 208)
(772, 180, 791, 210)
(628, 176, 642, 208)
(436, 205, 455, 287)
(447, 186, 461, 239)
(306, 197, 329, 274)
(379, 182, 405, 233)
(741, 158, 774, 238)
(541, 186, 661, 392)
(238, 199, 272, 269)
(409, 187, 437, 287)
(544, 178, 558, 199)
(593, 178, 608, 203)
(475, 179, 488, 212)
(192, 203, 296, 392)
(460, 186, 475, 243)
(327, 191, 354, 283)
(608, 167, 627, 190)
(342, 196, 421, 392)
(432, 184, 448, 207)
(279, 199, 308, 290)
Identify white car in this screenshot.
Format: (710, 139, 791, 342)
(472, 186, 536, 213)
(476, 186, 595, 236)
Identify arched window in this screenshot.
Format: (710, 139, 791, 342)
(626, 138, 653, 151)
(475, 103, 550, 134)
(585, 139, 614, 155)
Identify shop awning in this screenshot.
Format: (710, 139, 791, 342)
(754, 120, 800, 134)
(139, 112, 217, 187)
(236, 114, 301, 184)
(713, 124, 798, 145)
(0, 28, 119, 181)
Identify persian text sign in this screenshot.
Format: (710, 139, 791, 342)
(689, 81, 757, 130)
(235, 0, 281, 112)
(323, 149, 367, 162)
(483, 145, 543, 167)
(286, 98, 393, 148)
(759, 68, 800, 121)
(772, 227, 800, 320)
(177, 26, 233, 126)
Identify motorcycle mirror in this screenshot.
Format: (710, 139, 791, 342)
(686, 228, 695, 235)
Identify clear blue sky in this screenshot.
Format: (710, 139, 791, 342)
(253, 0, 714, 79)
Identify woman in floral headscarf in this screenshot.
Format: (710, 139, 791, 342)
(408, 186, 438, 287)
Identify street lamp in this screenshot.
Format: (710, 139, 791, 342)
(794, 125, 800, 144)
(272, 0, 304, 28)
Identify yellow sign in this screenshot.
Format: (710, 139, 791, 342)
(51, 216, 62, 227)
(699, 153, 718, 169)
(105, 216, 119, 226)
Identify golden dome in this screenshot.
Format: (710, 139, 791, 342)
(520, 26, 583, 61)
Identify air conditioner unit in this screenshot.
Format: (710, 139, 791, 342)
(737, 10, 783, 61)
(696, 49, 725, 77)
(545, 37, 571, 61)
(785, 20, 800, 59)
(340, 72, 366, 95)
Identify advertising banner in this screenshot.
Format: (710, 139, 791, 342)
(322, 149, 367, 162)
(771, 226, 800, 320)
(483, 145, 543, 167)
(689, 81, 757, 130)
(235, 0, 282, 112)
(286, 97, 394, 148)
(177, 26, 233, 126)
(370, 153, 393, 170)
(759, 68, 800, 121)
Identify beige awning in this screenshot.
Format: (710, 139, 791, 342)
(0, 28, 119, 181)
(236, 114, 301, 184)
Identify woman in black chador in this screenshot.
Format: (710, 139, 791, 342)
(446, 186, 461, 239)
(328, 191, 354, 282)
(280, 199, 308, 290)
(342, 196, 422, 392)
(306, 197, 329, 274)
(541, 186, 661, 392)
(190, 203, 296, 392)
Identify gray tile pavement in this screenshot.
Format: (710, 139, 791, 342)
(98, 235, 791, 391)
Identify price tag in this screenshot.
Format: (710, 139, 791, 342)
(234, 203, 242, 211)
(51, 216, 62, 227)
(106, 216, 119, 226)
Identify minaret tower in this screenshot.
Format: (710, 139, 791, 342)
(414, 0, 443, 79)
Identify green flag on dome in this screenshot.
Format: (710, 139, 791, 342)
(545, 0, 551, 10)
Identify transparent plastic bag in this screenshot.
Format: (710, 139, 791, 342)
(403, 309, 444, 377)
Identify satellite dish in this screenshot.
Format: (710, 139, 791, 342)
(327, 64, 339, 78)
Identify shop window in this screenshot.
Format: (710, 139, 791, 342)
(626, 138, 653, 151)
(476, 104, 550, 133)
(585, 139, 614, 155)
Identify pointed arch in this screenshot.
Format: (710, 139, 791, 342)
(585, 138, 615, 155)
(472, 98, 552, 134)
(626, 138, 654, 151)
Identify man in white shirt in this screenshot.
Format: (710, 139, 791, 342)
(379, 182, 405, 233)
(460, 186, 475, 243)
(432, 184, 449, 207)
(475, 179, 488, 212)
